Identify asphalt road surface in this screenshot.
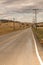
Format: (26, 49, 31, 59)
(0, 28, 40, 65)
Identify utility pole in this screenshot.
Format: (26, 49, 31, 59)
(33, 9, 38, 30)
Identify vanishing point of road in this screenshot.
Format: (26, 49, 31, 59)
(0, 28, 41, 65)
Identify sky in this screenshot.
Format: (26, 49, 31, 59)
(0, 0, 43, 22)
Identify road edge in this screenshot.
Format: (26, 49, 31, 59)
(31, 28, 43, 65)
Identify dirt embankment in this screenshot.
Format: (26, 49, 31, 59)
(0, 20, 30, 35)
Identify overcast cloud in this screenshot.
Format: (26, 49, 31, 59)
(0, 0, 43, 22)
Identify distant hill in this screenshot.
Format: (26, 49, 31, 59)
(0, 19, 24, 24)
(0, 19, 15, 23)
(37, 22, 43, 27)
(0, 19, 32, 24)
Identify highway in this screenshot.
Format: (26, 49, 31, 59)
(0, 28, 41, 65)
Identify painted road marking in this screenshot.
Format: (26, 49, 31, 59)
(31, 29, 43, 65)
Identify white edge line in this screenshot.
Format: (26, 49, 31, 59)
(31, 29, 43, 65)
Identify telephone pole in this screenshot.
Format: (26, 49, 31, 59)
(33, 9, 38, 29)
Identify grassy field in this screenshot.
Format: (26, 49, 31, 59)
(36, 28, 43, 39)
(33, 27, 43, 43)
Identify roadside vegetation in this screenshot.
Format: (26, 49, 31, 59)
(0, 19, 30, 35)
(32, 23, 43, 43)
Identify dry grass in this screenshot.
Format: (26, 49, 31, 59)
(0, 22, 30, 35)
(33, 27, 43, 43)
(0, 27, 14, 35)
(36, 28, 43, 43)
